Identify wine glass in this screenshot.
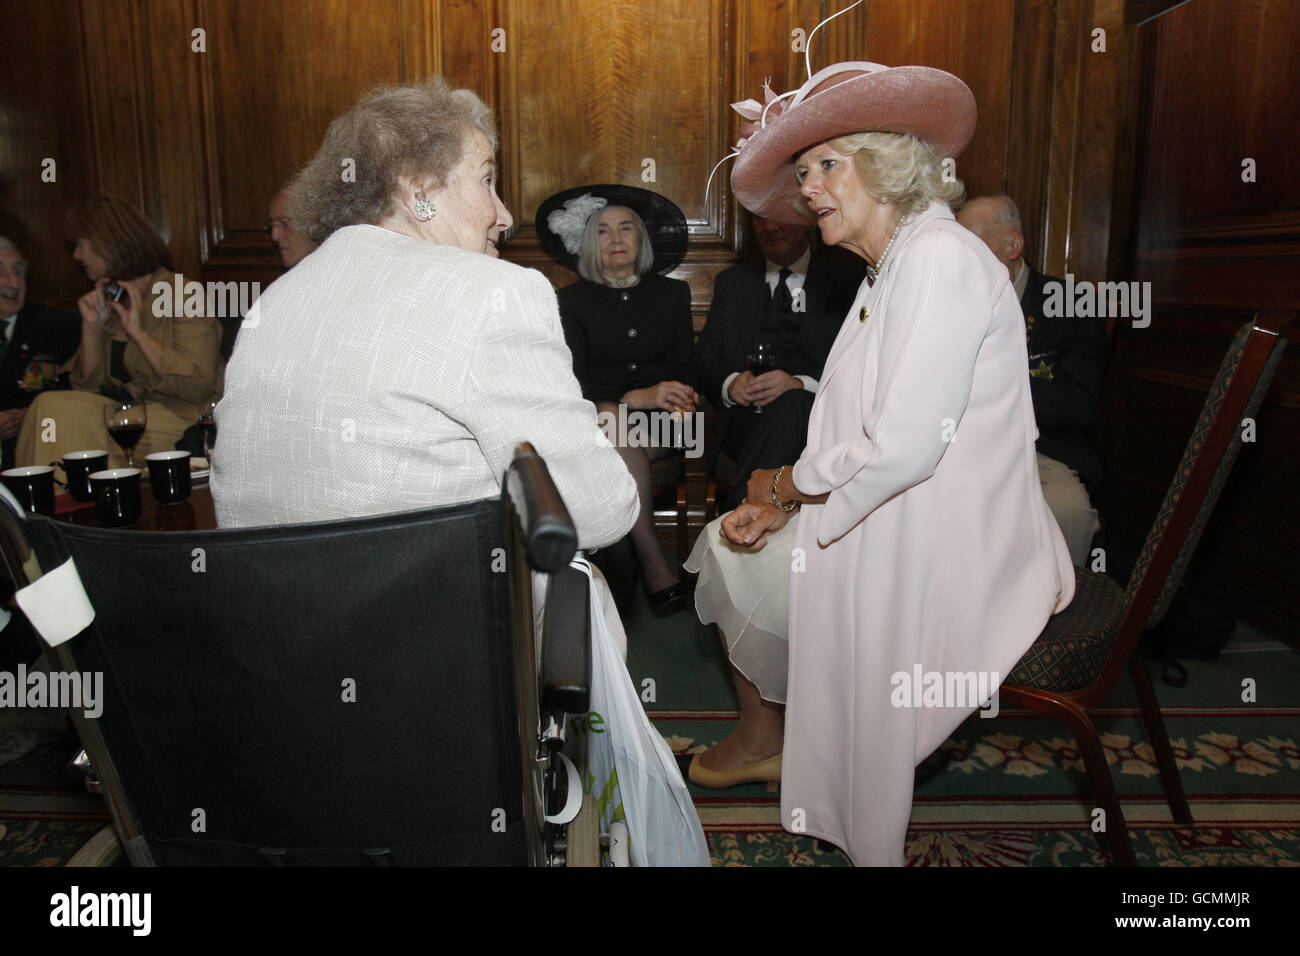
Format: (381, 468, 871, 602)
(102, 401, 148, 469)
(745, 342, 776, 414)
(195, 400, 218, 462)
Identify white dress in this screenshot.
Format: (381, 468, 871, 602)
(683, 513, 797, 704)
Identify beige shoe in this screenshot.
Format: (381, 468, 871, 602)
(688, 752, 782, 789)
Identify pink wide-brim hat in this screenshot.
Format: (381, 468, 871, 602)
(730, 62, 977, 225)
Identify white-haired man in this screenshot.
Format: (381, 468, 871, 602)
(267, 187, 317, 269)
(958, 195, 1107, 566)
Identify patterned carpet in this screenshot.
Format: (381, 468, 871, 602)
(2, 585, 1296, 867)
(625, 579, 1300, 867)
(0, 732, 112, 867)
(657, 707, 1300, 866)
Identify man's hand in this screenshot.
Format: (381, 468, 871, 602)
(0, 407, 26, 440)
(728, 369, 801, 407)
(750, 370, 802, 407)
(727, 370, 759, 406)
(721, 502, 792, 550)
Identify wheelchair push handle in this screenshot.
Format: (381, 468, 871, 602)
(505, 443, 578, 574)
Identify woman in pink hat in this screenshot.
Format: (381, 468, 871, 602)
(685, 63, 1075, 866)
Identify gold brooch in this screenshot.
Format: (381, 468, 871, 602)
(859, 306, 869, 323)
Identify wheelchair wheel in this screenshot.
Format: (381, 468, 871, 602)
(567, 795, 600, 867)
(607, 820, 630, 867)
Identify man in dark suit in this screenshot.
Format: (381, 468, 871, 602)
(695, 214, 864, 509)
(958, 196, 1108, 565)
(0, 237, 81, 467)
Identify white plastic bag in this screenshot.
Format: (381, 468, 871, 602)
(571, 557, 711, 867)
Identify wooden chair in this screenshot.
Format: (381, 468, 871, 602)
(650, 455, 691, 561)
(1002, 312, 1292, 865)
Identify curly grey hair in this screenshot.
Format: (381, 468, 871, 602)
(576, 206, 655, 284)
(827, 131, 966, 216)
(288, 77, 498, 244)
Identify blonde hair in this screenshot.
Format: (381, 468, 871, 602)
(577, 206, 655, 284)
(289, 77, 497, 244)
(828, 132, 966, 215)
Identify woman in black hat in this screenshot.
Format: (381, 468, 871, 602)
(538, 185, 697, 611)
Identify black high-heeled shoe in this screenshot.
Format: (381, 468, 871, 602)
(647, 581, 689, 614)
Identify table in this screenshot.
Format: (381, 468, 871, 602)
(56, 483, 217, 531)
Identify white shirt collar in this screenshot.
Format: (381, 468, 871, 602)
(2, 312, 17, 344)
(766, 246, 812, 292)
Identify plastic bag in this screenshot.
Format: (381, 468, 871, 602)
(571, 557, 711, 866)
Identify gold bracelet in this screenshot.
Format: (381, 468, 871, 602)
(771, 465, 798, 513)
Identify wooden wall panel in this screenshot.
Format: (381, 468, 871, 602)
(143, 0, 207, 275)
(860, 0, 1015, 203)
(4, 0, 1132, 311)
(1006, 0, 1056, 267)
(1136, 0, 1299, 237)
(1104, 0, 1300, 640)
(78, 0, 151, 217)
(0, 0, 97, 305)
(199, 0, 407, 267)
(508, 0, 724, 234)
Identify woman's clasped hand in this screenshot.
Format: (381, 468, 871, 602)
(622, 379, 697, 413)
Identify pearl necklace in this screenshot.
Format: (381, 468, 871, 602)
(605, 273, 639, 289)
(865, 215, 906, 284)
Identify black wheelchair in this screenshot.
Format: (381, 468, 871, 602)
(0, 443, 602, 866)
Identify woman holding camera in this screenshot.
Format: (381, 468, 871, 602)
(14, 196, 224, 468)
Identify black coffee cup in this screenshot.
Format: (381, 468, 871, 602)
(89, 468, 142, 527)
(56, 449, 110, 502)
(2, 466, 56, 516)
(145, 450, 191, 504)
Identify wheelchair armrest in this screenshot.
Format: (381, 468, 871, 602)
(540, 564, 591, 715)
(506, 443, 578, 574)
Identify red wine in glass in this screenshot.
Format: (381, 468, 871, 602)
(746, 342, 776, 414)
(103, 401, 148, 468)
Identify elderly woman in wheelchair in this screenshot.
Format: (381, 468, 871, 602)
(193, 77, 706, 865)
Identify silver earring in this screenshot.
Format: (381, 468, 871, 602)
(879, 197, 888, 205)
(413, 197, 436, 221)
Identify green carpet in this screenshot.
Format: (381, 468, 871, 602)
(625, 586, 1300, 866)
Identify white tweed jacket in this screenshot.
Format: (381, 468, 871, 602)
(211, 224, 638, 551)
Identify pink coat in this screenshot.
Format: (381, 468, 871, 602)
(783, 202, 1075, 865)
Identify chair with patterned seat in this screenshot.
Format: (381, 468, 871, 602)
(1001, 311, 1292, 866)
